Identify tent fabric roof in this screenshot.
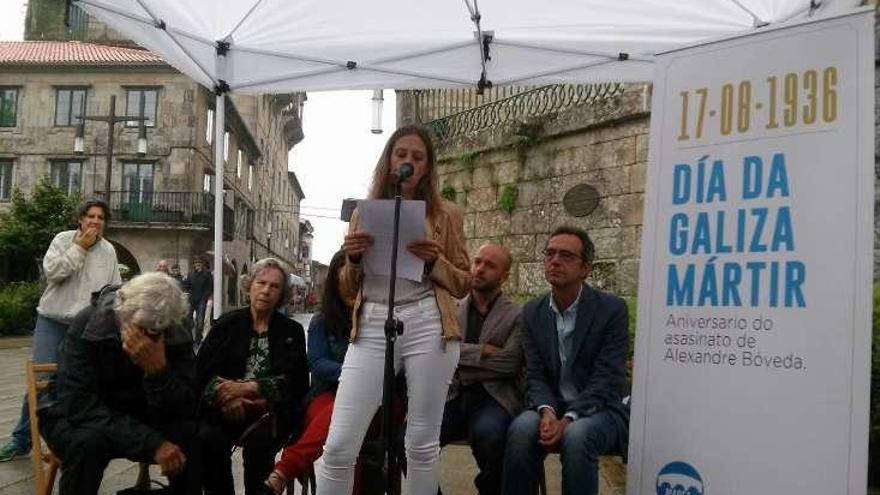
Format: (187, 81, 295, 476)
(75, 0, 861, 94)
(0, 41, 165, 66)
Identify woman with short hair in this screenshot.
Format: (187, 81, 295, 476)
(0, 197, 121, 462)
(197, 257, 309, 495)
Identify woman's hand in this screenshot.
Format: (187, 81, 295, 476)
(407, 239, 442, 265)
(215, 378, 259, 405)
(342, 232, 374, 262)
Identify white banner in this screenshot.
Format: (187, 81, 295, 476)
(628, 10, 874, 495)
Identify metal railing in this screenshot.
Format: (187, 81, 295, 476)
(104, 191, 234, 238)
(424, 83, 624, 143)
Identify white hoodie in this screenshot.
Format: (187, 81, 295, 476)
(36, 230, 122, 324)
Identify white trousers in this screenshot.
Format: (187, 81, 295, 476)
(316, 296, 460, 495)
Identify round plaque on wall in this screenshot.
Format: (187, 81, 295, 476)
(562, 183, 599, 217)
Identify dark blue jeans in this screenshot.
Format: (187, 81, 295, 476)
(501, 409, 626, 495)
(440, 385, 512, 495)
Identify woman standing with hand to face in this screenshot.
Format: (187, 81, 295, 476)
(316, 125, 471, 495)
(0, 197, 121, 462)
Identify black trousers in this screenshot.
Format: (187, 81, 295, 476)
(41, 416, 203, 495)
(199, 419, 283, 495)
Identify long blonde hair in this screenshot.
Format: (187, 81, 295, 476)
(367, 125, 441, 218)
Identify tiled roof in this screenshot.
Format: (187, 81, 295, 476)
(0, 41, 166, 66)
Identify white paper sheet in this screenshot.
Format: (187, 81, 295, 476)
(356, 199, 426, 282)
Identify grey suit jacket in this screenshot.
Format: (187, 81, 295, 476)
(448, 293, 524, 417)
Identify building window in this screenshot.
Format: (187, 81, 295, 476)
(55, 87, 87, 126)
(0, 160, 12, 200)
(206, 108, 214, 144)
(224, 132, 230, 162)
(248, 164, 253, 190)
(203, 173, 215, 193)
(0, 88, 19, 127)
(237, 150, 243, 178)
(50, 160, 83, 195)
(125, 88, 158, 127)
(122, 162, 154, 202)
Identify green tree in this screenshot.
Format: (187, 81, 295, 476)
(0, 178, 80, 282)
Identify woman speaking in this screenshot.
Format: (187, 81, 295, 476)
(316, 125, 471, 494)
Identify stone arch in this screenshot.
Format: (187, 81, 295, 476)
(109, 240, 141, 280)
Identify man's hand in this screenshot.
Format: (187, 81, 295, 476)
(121, 324, 167, 375)
(153, 441, 186, 477)
(539, 415, 571, 451)
(215, 378, 259, 405)
(407, 239, 442, 264)
(481, 344, 502, 358)
(74, 227, 99, 250)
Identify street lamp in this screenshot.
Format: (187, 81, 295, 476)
(73, 95, 150, 196)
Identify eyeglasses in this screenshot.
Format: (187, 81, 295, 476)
(542, 248, 583, 263)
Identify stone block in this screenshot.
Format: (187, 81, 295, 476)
(463, 212, 476, 238)
(554, 147, 582, 176)
(594, 137, 637, 169)
(519, 148, 554, 181)
(466, 187, 496, 212)
(503, 235, 536, 262)
(629, 162, 647, 194)
(495, 160, 521, 184)
(511, 206, 556, 235)
(518, 179, 559, 207)
(617, 258, 641, 296)
(472, 163, 496, 188)
(589, 227, 638, 260)
(635, 133, 649, 163)
(518, 262, 549, 296)
(440, 169, 473, 192)
(473, 210, 508, 237)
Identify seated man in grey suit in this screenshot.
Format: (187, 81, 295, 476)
(502, 226, 629, 495)
(441, 243, 523, 495)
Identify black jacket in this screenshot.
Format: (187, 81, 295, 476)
(196, 308, 309, 438)
(41, 287, 197, 461)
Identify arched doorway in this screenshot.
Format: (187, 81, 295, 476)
(109, 241, 141, 280)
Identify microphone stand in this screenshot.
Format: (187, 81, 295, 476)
(382, 178, 405, 495)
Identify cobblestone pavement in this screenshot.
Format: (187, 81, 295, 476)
(0, 314, 564, 494)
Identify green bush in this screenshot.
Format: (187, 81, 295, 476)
(0, 282, 42, 335)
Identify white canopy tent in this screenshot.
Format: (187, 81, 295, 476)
(73, 0, 863, 317)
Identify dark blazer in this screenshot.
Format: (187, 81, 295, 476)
(196, 308, 309, 438)
(522, 283, 628, 421)
(450, 293, 524, 417)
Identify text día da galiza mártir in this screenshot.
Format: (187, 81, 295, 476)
(665, 152, 806, 308)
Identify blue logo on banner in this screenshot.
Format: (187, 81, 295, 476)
(656, 461, 704, 495)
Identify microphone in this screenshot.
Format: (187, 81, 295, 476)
(390, 163, 414, 183)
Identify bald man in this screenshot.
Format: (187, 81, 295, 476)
(441, 243, 524, 495)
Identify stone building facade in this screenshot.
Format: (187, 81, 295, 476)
(398, 84, 650, 299)
(0, 41, 306, 310)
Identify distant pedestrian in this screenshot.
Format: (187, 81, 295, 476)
(185, 256, 212, 345)
(155, 259, 171, 274)
(0, 197, 121, 462)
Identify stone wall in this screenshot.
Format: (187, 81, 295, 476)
(432, 84, 650, 299)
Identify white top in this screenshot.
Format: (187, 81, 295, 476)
(37, 230, 122, 324)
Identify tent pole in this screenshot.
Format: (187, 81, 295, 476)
(212, 91, 225, 319)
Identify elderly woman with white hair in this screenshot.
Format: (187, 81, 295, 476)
(196, 257, 309, 495)
(39, 272, 202, 495)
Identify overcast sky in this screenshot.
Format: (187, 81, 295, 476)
(0, 0, 395, 265)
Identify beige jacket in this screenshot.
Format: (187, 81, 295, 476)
(340, 200, 471, 342)
(37, 230, 121, 323)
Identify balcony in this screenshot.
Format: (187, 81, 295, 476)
(105, 191, 234, 240)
